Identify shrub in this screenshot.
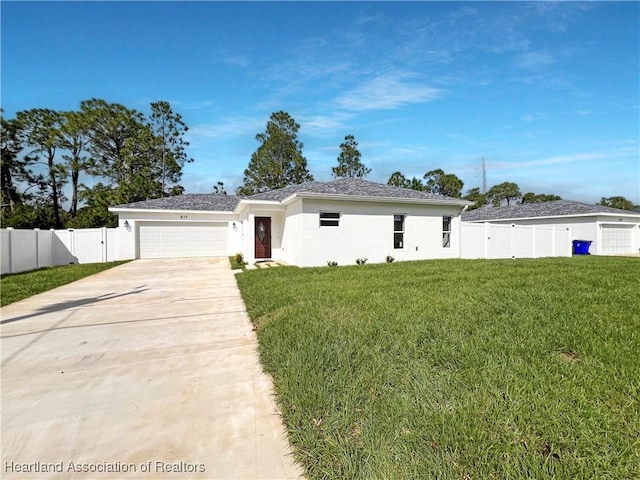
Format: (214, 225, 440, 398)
(386, 255, 395, 263)
(355, 258, 368, 266)
(327, 261, 338, 267)
(234, 252, 245, 265)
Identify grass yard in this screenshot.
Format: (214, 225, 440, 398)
(237, 256, 640, 479)
(1, 261, 129, 307)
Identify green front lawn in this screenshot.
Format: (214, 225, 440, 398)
(237, 257, 640, 479)
(1, 261, 129, 307)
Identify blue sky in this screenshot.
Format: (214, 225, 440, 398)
(2, 1, 639, 204)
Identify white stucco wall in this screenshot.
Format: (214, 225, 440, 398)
(280, 200, 304, 266)
(282, 198, 462, 267)
(113, 197, 471, 266)
(117, 218, 136, 259)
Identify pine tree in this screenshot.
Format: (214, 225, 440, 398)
(239, 111, 313, 194)
(332, 134, 370, 178)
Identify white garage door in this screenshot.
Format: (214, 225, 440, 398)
(602, 225, 633, 254)
(139, 223, 228, 258)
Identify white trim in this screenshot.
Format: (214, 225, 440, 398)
(234, 199, 286, 214)
(598, 220, 639, 226)
(133, 218, 232, 224)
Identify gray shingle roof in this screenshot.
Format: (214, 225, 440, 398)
(112, 194, 240, 212)
(462, 200, 640, 222)
(112, 178, 469, 212)
(247, 178, 466, 202)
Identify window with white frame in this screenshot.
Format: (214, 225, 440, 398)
(442, 216, 452, 248)
(319, 211, 340, 227)
(394, 214, 405, 249)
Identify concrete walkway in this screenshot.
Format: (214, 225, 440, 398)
(1, 258, 303, 480)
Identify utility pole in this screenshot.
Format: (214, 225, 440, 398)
(482, 157, 487, 194)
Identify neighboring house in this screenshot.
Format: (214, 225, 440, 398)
(462, 200, 640, 255)
(110, 178, 472, 267)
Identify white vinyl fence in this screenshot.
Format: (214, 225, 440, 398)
(1, 228, 119, 275)
(1, 223, 574, 274)
(461, 223, 572, 259)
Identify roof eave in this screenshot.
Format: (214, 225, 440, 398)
(463, 211, 640, 223)
(234, 198, 286, 214)
(108, 207, 235, 214)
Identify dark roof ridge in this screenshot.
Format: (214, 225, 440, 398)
(462, 199, 640, 222)
(246, 177, 466, 202)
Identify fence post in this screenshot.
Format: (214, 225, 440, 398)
(511, 224, 516, 259)
(69, 229, 75, 263)
(101, 227, 107, 263)
(456, 216, 461, 260)
(50, 228, 56, 265)
(6, 227, 13, 274)
(552, 227, 556, 257)
(34, 228, 40, 269)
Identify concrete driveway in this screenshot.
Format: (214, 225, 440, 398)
(1, 258, 303, 480)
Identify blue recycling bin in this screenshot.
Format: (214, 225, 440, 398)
(572, 240, 592, 255)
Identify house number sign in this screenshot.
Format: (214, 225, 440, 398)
(180, 215, 188, 219)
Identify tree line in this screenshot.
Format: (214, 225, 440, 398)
(385, 169, 636, 210)
(237, 111, 636, 211)
(2, 105, 636, 231)
(386, 171, 560, 208)
(1, 99, 191, 229)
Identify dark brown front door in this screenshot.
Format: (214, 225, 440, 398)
(254, 217, 272, 259)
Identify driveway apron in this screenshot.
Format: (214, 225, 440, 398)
(1, 258, 303, 479)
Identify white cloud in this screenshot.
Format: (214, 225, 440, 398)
(214, 48, 251, 68)
(335, 72, 443, 111)
(521, 112, 549, 122)
(491, 151, 621, 170)
(299, 112, 355, 137)
(183, 100, 216, 110)
(516, 51, 556, 71)
(223, 55, 250, 68)
(530, 2, 594, 33)
(187, 115, 267, 143)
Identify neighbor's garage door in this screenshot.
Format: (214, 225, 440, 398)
(139, 222, 228, 258)
(601, 224, 633, 254)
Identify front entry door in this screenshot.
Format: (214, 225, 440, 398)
(254, 217, 272, 259)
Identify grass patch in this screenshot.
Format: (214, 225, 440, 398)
(1, 261, 129, 307)
(228, 255, 245, 270)
(236, 257, 640, 479)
